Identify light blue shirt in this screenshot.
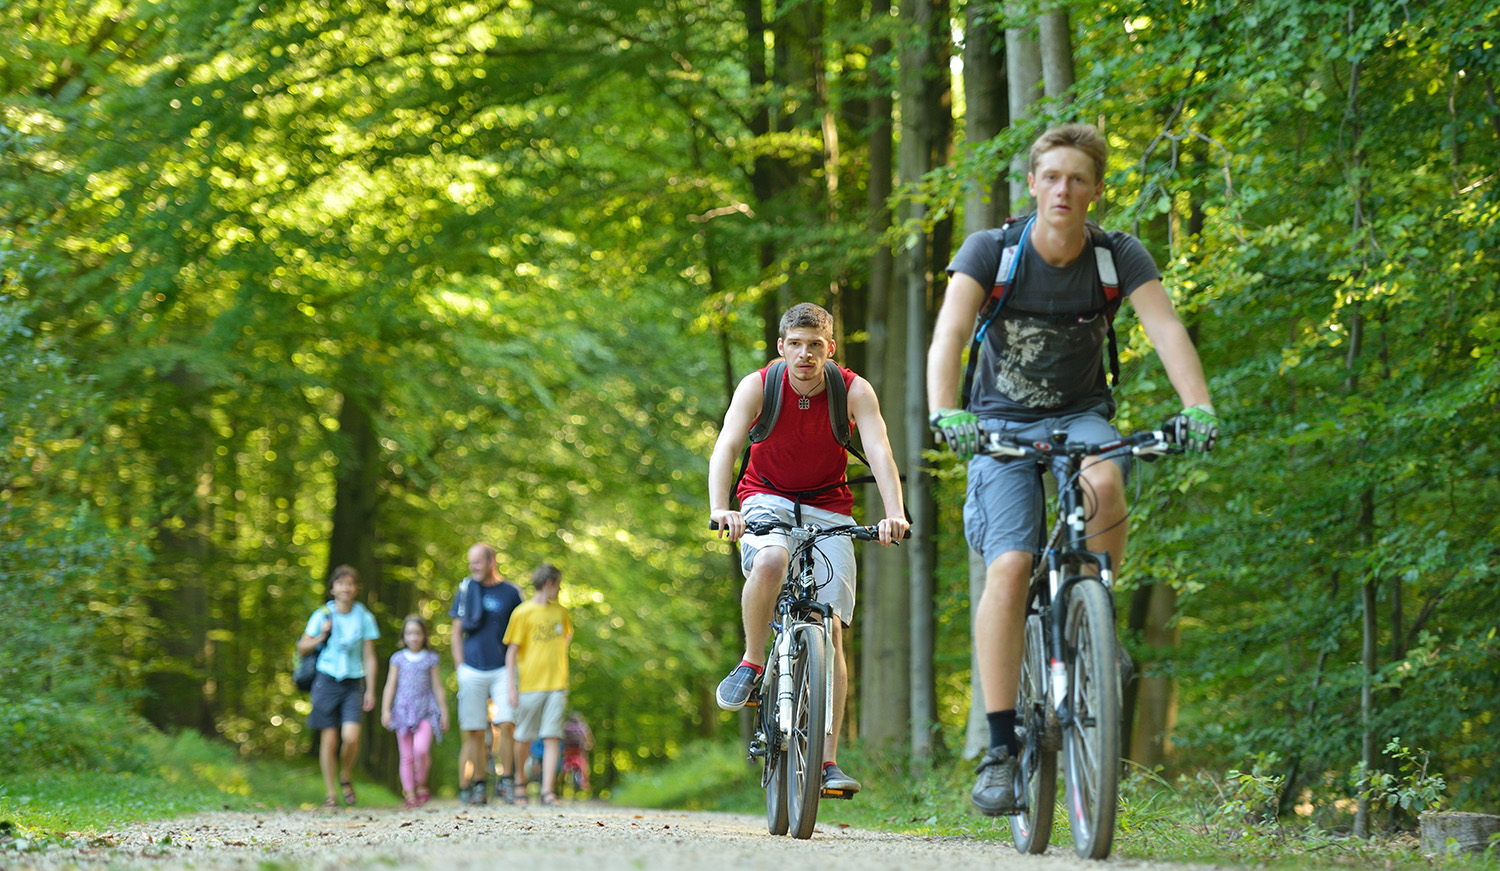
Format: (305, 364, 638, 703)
(305, 602, 380, 680)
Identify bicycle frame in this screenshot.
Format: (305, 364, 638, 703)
(772, 525, 836, 743)
(1038, 440, 1115, 724)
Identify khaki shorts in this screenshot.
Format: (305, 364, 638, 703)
(514, 689, 568, 742)
(738, 494, 856, 624)
(456, 663, 514, 731)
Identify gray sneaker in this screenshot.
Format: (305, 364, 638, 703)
(716, 664, 760, 711)
(822, 763, 860, 794)
(971, 747, 1021, 816)
(496, 775, 514, 804)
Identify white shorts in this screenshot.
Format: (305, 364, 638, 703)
(738, 494, 856, 624)
(456, 663, 514, 731)
(514, 689, 568, 743)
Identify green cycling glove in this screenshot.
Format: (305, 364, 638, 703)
(929, 408, 982, 460)
(1166, 404, 1219, 453)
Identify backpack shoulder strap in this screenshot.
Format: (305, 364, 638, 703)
(1086, 222, 1120, 304)
(961, 215, 1030, 410)
(1085, 222, 1123, 386)
(746, 360, 786, 445)
(823, 361, 851, 448)
(734, 361, 785, 498)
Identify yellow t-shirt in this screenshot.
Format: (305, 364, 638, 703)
(503, 600, 572, 693)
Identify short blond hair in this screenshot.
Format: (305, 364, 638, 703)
(1030, 123, 1108, 185)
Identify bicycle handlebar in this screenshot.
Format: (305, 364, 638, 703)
(710, 520, 912, 541)
(977, 428, 1182, 461)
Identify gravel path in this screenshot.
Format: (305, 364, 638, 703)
(3, 801, 1208, 871)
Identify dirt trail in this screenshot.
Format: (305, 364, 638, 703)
(4, 801, 1205, 871)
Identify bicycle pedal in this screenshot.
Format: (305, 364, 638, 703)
(820, 788, 856, 800)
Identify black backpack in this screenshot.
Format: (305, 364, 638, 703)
(292, 606, 332, 692)
(960, 214, 1123, 410)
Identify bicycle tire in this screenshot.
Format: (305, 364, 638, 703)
(785, 623, 828, 839)
(1010, 613, 1057, 854)
(761, 658, 789, 835)
(1062, 579, 1120, 859)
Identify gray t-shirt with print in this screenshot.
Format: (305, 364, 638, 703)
(946, 226, 1160, 422)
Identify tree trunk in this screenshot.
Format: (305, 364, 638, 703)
(325, 385, 389, 782)
(859, 0, 906, 753)
(959, 0, 1007, 759)
(1126, 583, 1177, 767)
(1038, 8, 1074, 100)
(898, 0, 943, 766)
(1004, 2, 1043, 210)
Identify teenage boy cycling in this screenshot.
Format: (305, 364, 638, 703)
(709, 302, 909, 795)
(926, 123, 1218, 815)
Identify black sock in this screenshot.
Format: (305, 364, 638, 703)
(987, 710, 1018, 755)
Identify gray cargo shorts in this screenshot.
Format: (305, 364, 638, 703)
(963, 407, 1132, 566)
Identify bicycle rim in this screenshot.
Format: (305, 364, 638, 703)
(785, 624, 828, 840)
(1062, 580, 1120, 859)
(761, 660, 789, 835)
(1010, 613, 1057, 854)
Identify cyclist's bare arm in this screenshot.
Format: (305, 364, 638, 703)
(1129, 281, 1213, 409)
(846, 376, 910, 546)
(708, 370, 768, 542)
(926, 274, 987, 413)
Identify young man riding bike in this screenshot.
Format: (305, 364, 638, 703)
(709, 302, 909, 795)
(926, 123, 1218, 815)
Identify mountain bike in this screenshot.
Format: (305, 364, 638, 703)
(716, 518, 903, 840)
(977, 428, 1179, 860)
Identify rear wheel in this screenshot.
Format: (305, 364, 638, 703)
(1062, 580, 1120, 859)
(761, 658, 788, 835)
(785, 624, 828, 840)
(1010, 613, 1057, 854)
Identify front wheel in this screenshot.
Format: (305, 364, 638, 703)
(1010, 613, 1057, 854)
(1062, 579, 1121, 859)
(785, 623, 828, 840)
(761, 657, 789, 835)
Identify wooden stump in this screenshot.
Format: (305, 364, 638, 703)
(1420, 811, 1500, 854)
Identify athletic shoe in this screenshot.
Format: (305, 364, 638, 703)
(496, 775, 515, 804)
(822, 763, 861, 793)
(971, 747, 1021, 816)
(716, 664, 760, 711)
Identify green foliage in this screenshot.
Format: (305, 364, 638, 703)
(1359, 739, 1448, 816)
(0, 729, 391, 840)
(608, 741, 762, 811)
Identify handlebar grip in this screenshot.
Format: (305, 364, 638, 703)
(852, 525, 914, 541)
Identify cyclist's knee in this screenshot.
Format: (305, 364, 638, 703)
(984, 551, 1031, 587)
(747, 547, 789, 581)
(1081, 458, 1125, 504)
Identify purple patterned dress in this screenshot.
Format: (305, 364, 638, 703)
(388, 649, 444, 741)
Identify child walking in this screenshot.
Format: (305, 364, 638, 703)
(381, 615, 450, 808)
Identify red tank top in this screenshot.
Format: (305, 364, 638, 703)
(736, 364, 858, 515)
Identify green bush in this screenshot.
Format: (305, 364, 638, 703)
(0, 698, 154, 776)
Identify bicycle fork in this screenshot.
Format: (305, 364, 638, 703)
(772, 619, 835, 740)
(1046, 555, 1114, 726)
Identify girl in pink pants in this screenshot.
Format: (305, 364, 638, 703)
(381, 616, 449, 808)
